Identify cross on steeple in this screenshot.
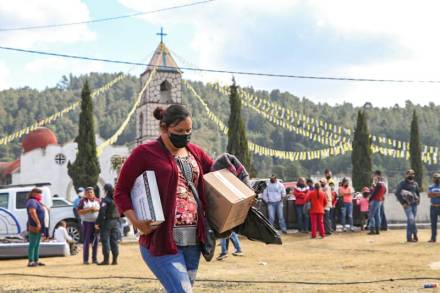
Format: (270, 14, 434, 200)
(156, 27, 167, 43)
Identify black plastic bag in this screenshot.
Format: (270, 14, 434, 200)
(234, 206, 282, 245)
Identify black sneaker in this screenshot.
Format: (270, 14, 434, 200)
(28, 262, 38, 267)
(428, 239, 436, 243)
(216, 253, 228, 261)
(37, 262, 45, 266)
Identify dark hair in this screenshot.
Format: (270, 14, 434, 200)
(104, 183, 114, 199)
(314, 183, 321, 199)
(153, 105, 190, 128)
(306, 178, 313, 184)
(374, 170, 382, 176)
(55, 220, 67, 229)
(28, 188, 42, 199)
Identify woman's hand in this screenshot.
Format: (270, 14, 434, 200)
(133, 219, 159, 235)
(124, 209, 159, 235)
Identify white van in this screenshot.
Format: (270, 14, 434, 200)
(0, 183, 80, 242)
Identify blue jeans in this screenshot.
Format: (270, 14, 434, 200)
(340, 202, 353, 230)
(430, 206, 440, 241)
(404, 204, 418, 240)
(267, 201, 287, 231)
(295, 204, 304, 231)
(220, 232, 242, 254)
(368, 200, 382, 231)
(140, 245, 201, 293)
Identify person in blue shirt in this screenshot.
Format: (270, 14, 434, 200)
(73, 187, 84, 243)
(26, 188, 46, 267)
(428, 173, 440, 242)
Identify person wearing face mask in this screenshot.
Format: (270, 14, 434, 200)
(114, 105, 213, 292)
(368, 170, 387, 235)
(395, 169, 421, 242)
(95, 183, 120, 265)
(26, 188, 46, 267)
(263, 175, 288, 234)
(78, 187, 101, 264)
(324, 169, 335, 186)
(293, 177, 308, 232)
(428, 173, 440, 242)
(73, 187, 85, 243)
(338, 178, 354, 232)
(320, 178, 333, 235)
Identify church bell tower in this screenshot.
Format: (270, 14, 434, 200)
(136, 28, 182, 145)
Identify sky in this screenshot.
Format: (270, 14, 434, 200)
(1, 0, 440, 107)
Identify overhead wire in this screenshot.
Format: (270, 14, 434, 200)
(0, 0, 215, 32)
(2, 46, 440, 83)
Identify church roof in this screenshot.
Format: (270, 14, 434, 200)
(144, 42, 181, 74)
(22, 127, 58, 153)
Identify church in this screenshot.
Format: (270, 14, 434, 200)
(0, 38, 183, 201)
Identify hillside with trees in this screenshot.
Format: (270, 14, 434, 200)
(1, 72, 439, 189)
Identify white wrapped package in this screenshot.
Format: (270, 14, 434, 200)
(130, 171, 164, 226)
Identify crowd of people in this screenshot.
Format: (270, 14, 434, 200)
(262, 169, 440, 244)
(261, 169, 387, 239)
(25, 183, 121, 267)
(23, 103, 440, 293)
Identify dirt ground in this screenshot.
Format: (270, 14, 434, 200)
(1, 229, 440, 293)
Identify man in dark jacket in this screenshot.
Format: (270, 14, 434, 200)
(95, 184, 121, 265)
(395, 169, 420, 242)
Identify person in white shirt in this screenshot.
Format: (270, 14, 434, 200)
(54, 221, 77, 255)
(263, 175, 287, 234)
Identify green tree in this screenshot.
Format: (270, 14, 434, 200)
(67, 80, 101, 191)
(410, 110, 423, 188)
(351, 110, 372, 191)
(226, 77, 252, 174)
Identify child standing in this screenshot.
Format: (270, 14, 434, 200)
(356, 187, 370, 231)
(307, 183, 327, 239)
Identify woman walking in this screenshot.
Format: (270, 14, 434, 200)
(114, 105, 213, 293)
(26, 188, 46, 267)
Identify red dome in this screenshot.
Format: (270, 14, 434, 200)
(22, 127, 58, 153)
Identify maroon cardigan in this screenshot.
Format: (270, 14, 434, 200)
(114, 138, 213, 256)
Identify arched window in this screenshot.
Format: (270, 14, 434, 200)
(160, 80, 172, 103)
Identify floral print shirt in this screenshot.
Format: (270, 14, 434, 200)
(174, 153, 200, 226)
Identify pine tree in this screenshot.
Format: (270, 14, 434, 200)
(227, 77, 252, 173)
(67, 80, 101, 192)
(410, 110, 423, 188)
(351, 110, 372, 191)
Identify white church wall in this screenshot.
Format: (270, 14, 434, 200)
(12, 139, 128, 201)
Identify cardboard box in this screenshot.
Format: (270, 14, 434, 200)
(203, 169, 255, 233)
(130, 171, 164, 226)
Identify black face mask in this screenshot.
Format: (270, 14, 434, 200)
(297, 183, 305, 187)
(270, 179, 276, 183)
(169, 132, 191, 149)
(326, 176, 331, 180)
(320, 184, 326, 188)
(435, 179, 440, 184)
(407, 176, 415, 181)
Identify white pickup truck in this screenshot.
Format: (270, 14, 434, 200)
(0, 183, 80, 242)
